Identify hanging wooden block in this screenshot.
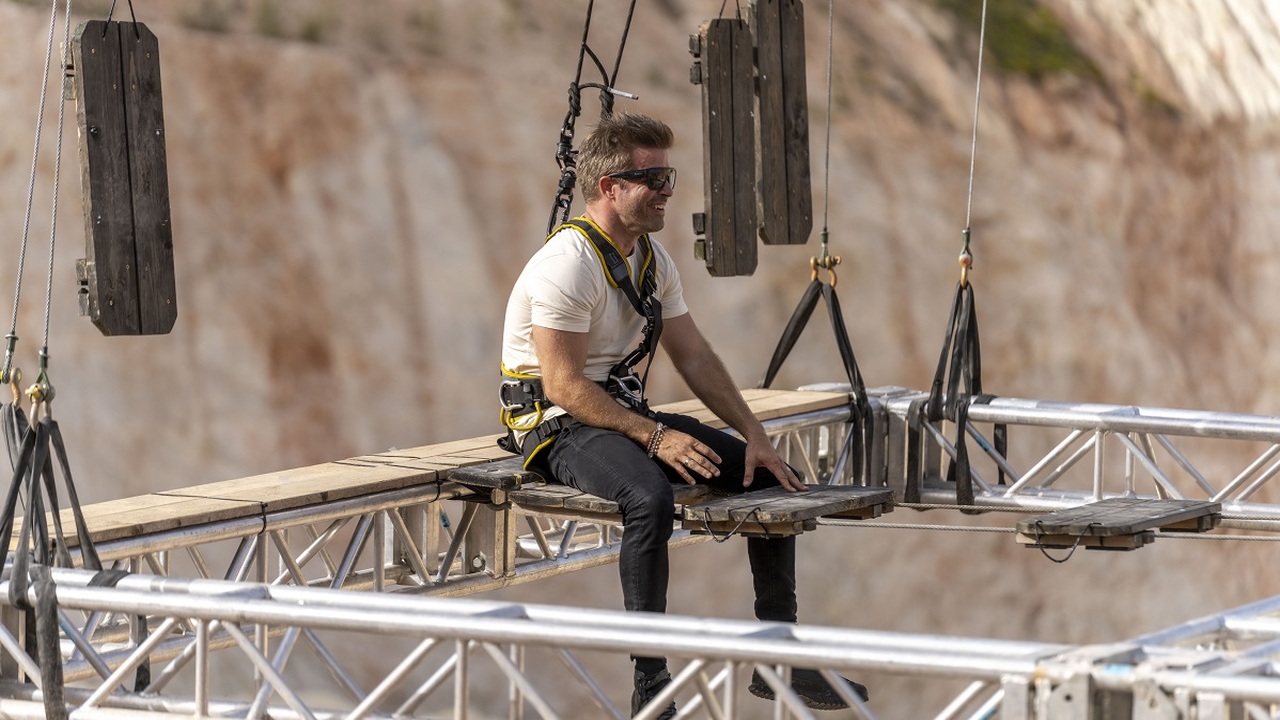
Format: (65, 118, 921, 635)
(689, 19, 758, 277)
(753, 0, 812, 245)
(70, 20, 176, 336)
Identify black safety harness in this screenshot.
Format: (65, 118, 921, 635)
(499, 218, 662, 469)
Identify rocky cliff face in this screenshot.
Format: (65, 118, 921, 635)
(2, 0, 1279, 715)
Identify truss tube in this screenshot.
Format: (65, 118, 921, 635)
(1215, 444, 1280, 501)
(87, 484, 470, 564)
(1089, 666, 1280, 705)
(555, 647, 626, 720)
(1002, 429, 1086, 495)
(194, 619, 208, 717)
(1153, 433, 1216, 495)
(965, 421, 1022, 484)
(348, 637, 439, 719)
(478, 641, 559, 720)
(933, 680, 990, 720)
(961, 397, 1280, 442)
(16, 570, 1060, 683)
(921, 420, 993, 493)
(1114, 433, 1183, 499)
(1232, 456, 1280, 503)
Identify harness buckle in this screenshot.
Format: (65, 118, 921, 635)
(605, 370, 647, 413)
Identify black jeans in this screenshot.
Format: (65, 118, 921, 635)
(543, 411, 798, 624)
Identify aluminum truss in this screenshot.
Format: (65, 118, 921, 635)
(6, 568, 1280, 719)
(11, 387, 1280, 718)
(71, 404, 856, 601)
(867, 387, 1280, 531)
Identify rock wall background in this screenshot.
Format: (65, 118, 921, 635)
(2, 0, 1280, 715)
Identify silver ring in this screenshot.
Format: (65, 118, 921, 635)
(683, 458, 691, 467)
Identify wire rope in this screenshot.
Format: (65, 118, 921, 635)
(962, 0, 989, 235)
(3, 0, 62, 383)
(43, 0, 74, 354)
(820, 0, 834, 238)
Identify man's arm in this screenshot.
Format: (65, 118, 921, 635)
(659, 313, 806, 491)
(532, 324, 652, 444)
(532, 324, 723, 484)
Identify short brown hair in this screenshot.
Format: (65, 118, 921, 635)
(576, 113, 674, 202)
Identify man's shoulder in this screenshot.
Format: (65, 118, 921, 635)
(541, 226, 595, 257)
(521, 232, 601, 290)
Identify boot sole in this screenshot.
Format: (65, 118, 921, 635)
(748, 681, 849, 711)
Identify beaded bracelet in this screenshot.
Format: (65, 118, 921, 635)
(646, 423, 665, 457)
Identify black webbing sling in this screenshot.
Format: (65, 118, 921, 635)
(759, 277, 873, 484)
(0, 414, 148, 720)
(925, 279, 1007, 511)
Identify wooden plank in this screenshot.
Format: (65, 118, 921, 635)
(779, 0, 812, 245)
(738, 388, 849, 421)
(448, 457, 535, 491)
(13, 494, 261, 548)
(682, 485, 892, 524)
(1016, 531, 1155, 551)
(74, 19, 140, 335)
(685, 518, 817, 537)
(753, 0, 812, 245)
(653, 389, 849, 427)
(158, 462, 441, 512)
(30, 388, 844, 546)
(512, 482, 712, 515)
(120, 22, 176, 334)
(1016, 498, 1221, 538)
(692, 19, 757, 277)
(392, 434, 507, 461)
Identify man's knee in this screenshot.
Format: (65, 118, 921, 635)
(619, 478, 676, 522)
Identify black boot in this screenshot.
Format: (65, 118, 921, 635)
(631, 668, 678, 719)
(748, 667, 869, 710)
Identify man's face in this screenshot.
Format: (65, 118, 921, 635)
(610, 147, 673, 236)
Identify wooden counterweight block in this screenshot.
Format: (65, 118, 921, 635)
(690, 19, 758, 277)
(752, 0, 812, 245)
(71, 20, 176, 336)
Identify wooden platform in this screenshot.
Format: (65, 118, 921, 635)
(445, 440, 894, 536)
(682, 485, 893, 537)
(1016, 498, 1221, 551)
(15, 389, 853, 549)
(511, 482, 715, 523)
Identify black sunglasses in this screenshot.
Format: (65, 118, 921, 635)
(607, 166, 677, 191)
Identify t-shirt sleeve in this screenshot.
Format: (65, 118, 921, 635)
(526, 253, 600, 333)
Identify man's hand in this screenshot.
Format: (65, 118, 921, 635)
(656, 429, 722, 485)
(743, 433, 807, 492)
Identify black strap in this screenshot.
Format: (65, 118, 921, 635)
(903, 397, 928, 504)
(926, 282, 1005, 510)
(564, 218, 655, 316)
(563, 218, 664, 394)
(759, 279, 821, 390)
(759, 278, 874, 483)
(88, 569, 151, 690)
(3, 402, 28, 470)
(0, 415, 117, 716)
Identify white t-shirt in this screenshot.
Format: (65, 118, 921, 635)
(502, 220, 689, 431)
